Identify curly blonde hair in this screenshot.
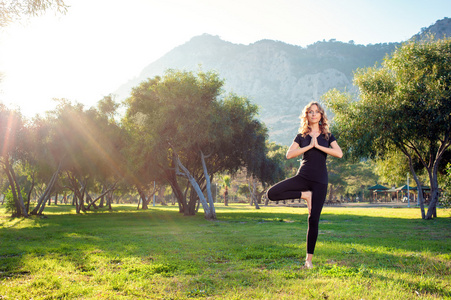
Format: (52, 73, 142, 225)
(299, 101, 331, 139)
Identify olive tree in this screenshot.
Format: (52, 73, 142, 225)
(324, 37, 451, 219)
(0, 104, 28, 217)
(124, 69, 270, 220)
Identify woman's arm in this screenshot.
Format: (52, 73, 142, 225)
(286, 140, 314, 159)
(314, 139, 343, 158)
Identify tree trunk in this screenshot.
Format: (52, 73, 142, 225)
(8, 163, 29, 217)
(30, 161, 62, 215)
(66, 174, 88, 214)
(25, 174, 35, 214)
(37, 192, 51, 215)
(257, 190, 266, 205)
(3, 163, 23, 217)
(247, 176, 260, 209)
(195, 196, 201, 212)
(264, 191, 270, 206)
(165, 169, 187, 214)
(188, 187, 198, 215)
(406, 152, 426, 219)
(414, 135, 449, 219)
(174, 153, 215, 220)
(159, 185, 166, 205)
(224, 188, 229, 206)
(328, 184, 337, 203)
(85, 193, 96, 210)
(148, 183, 157, 207)
(74, 193, 80, 213)
(201, 151, 216, 218)
(99, 194, 104, 207)
(107, 191, 113, 210)
(99, 185, 105, 208)
(137, 185, 148, 210)
(86, 185, 116, 210)
(425, 162, 440, 219)
(79, 181, 88, 213)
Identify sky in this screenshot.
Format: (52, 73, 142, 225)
(0, 0, 450, 118)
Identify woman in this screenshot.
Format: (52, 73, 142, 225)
(266, 101, 342, 269)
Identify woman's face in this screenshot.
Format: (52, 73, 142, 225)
(307, 104, 321, 125)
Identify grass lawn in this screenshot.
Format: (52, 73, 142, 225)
(1, 204, 450, 299)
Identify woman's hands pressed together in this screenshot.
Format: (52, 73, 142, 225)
(309, 131, 320, 148)
(286, 131, 320, 159)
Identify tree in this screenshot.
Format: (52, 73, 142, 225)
(0, 0, 68, 27)
(324, 37, 451, 219)
(0, 104, 28, 217)
(124, 69, 270, 220)
(35, 99, 122, 214)
(26, 113, 65, 215)
(97, 94, 120, 119)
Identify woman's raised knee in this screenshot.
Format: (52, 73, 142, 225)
(266, 188, 276, 201)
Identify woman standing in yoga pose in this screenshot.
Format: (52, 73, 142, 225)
(266, 101, 342, 269)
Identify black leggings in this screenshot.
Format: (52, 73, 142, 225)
(266, 175, 327, 254)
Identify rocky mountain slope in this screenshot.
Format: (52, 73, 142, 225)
(116, 18, 449, 145)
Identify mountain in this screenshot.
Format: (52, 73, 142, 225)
(412, 17, 451, 41)
(116, 18, 450, 146)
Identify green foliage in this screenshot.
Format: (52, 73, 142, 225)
(327, 157, 378, 198)
(4, 189, 16, 214)
(45, 99, 125, 180)
(97, 94, 119, 120)
(0, 104, 26, 161)
(374, 149, 410, 187)
(221, 175, 231, 188)
(236, 183, 249, 197)
(440, 163, 451, 208)
(266, 142, 297, 178)
(324, 37, 451, 218)
(324, 37, 451, 161)
(4, 188, 26, 215)
(123, 69, 273, 216)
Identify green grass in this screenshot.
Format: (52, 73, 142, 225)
(1, 204, 450, 299)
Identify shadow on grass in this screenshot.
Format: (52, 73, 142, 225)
(1, 205, 450, 298)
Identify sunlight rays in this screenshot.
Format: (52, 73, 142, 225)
(1, 110, 18, 159)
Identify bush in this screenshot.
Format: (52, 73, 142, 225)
(4, 188, 26, 216)
(4, 188, 17, 214)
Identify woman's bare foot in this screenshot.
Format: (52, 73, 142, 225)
(304, 260, 314, 269)
(305, 253, 314, 269)
(301, 191, 312, 215)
